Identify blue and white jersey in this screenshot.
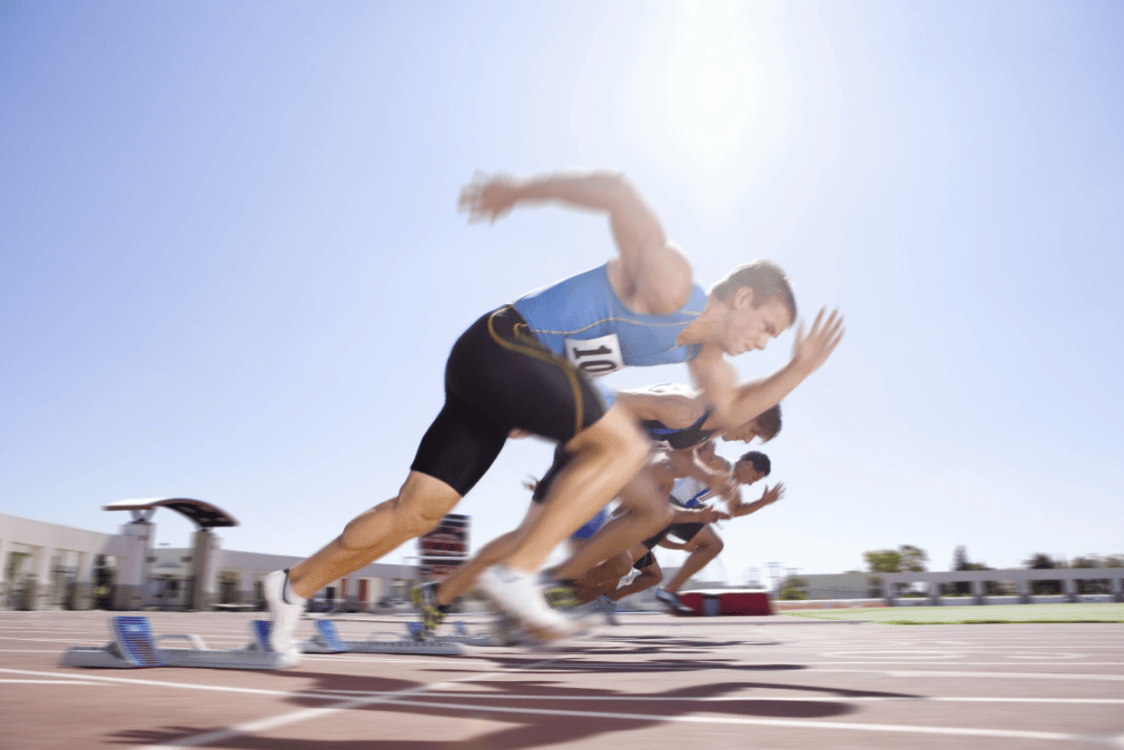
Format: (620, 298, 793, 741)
(512, 264, 707, 378)
(670, 476, 714, 509)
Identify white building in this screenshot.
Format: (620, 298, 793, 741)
(0, 508, 415, 612)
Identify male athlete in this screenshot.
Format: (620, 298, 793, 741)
(265, 170, 843, 664)
(412, 391, 781, 632)
(652, 449, 782, 612)
(572, 447, 781, 614)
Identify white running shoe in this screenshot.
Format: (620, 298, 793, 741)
(263, 569, 304, 667)
(477, 564, 582, 639)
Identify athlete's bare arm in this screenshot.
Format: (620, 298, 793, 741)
(458, 170, 693, 315)
(670, 505, 730, 525)
(730, 482, 785, 518)
(613, 389, 705, 428)
(689, 308, 845, 429)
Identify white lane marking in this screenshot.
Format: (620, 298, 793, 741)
(0, 668, 327, 698)
(810, 668, 1124, 681)
(306, 690, 1124, 704)
(0, 636, 110, 644)
(135, 654, 570, 750)
(5, 664, 1090, 748)
(304, 695, 1085, 743)
(781, 661, 1124, 666)
(0, 678, 106, 685)
(821, 650, 965, 660)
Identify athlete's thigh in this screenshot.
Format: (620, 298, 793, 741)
(668, 522, 706, 544)
(446, 306, 607, 443)
(410, 397, 508, 497)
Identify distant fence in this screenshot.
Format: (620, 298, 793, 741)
(880, 567, 1124, 606)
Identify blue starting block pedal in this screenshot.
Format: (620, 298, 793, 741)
(247, 619, 350, 654)
(248, 618, 464, 656)
(114, 616, 168, 667)
(59, 616, 292, 670)
(246, 620, 465, 652)
(422, 620, 497, 647)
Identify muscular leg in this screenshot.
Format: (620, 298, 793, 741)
(500, 403, 651, 572)
(610, 558, 664, 601)
(434, 501, 548, 607)
(551, 465, 673, 581)
(572, 552, 633, 604)
(287, 471, 461, 599)
(662, 526, 724, 594)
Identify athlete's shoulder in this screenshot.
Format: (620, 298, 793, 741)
(620, 384, 704, 427)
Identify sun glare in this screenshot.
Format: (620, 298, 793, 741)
(664, 4, 761, 161)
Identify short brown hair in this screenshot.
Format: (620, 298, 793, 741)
(710, 260, 796, 326)
(754, 404, 782, 443)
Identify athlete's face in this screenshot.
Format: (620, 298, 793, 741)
(724, 419, 764, 444)
(720, 287, 792, 357)
(734, 461, 765, 486)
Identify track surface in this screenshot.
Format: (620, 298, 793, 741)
(2, 610, 1123, 749)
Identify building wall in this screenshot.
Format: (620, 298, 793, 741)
(1, 511, 417, 612)
(784, 572, 878, 599)
(0, 512, 119, 610)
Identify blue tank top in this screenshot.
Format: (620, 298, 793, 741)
(511, 264, 707, 377)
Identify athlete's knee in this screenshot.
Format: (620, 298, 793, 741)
(607, 553, 632, 581)
(341, 475, 459, 549)
(649, 567, 664, 586)
(570, 406, 649, 471)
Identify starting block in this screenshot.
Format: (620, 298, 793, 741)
(251, 618, 468, 656)
(429, 620, 498, 647)
(60, 616, 290, 670)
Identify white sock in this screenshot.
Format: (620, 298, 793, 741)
(283, 575, 307, 605)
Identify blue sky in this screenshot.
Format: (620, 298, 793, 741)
(2, 0, 1121, 586)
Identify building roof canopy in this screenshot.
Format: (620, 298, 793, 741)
(102, 498, 239, 529)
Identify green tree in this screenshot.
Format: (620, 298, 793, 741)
(864, 545, 928, 596)
(1072, 556, 1108, 594)
(864, 550, 902, 573)
(1025, 553, 1062, 595)
(943, 547, 1002, 596)
(778, 576, 809, 600)
(899, 545, 928, 572)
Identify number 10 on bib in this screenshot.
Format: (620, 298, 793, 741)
(564, 334, 624, 377)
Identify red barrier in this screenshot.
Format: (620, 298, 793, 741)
(672, 590, 773, 616)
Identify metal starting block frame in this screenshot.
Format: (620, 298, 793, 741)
(283, 619, 467, 656)
(429, 620, 499, 647)
(59, 616, 290, 670)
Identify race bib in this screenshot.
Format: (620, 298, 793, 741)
(564, 333, 624, 377)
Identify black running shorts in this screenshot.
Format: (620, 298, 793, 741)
(411, 306, 608, 497)
(641, 520, 705, 551)
(632, 550, 656, 571)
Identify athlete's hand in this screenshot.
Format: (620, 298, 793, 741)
(791, 308, 845, 375)
(459, 172, 520, 225)
(759, 482, 785, 506)
(699, 506, 732, 524)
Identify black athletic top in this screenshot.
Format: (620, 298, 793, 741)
(640, 408, 716, 451)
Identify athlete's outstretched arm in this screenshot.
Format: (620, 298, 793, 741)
(690, 308, 845, 429)
(459, 170, 693, 315)
(614, 389, 705, 428)
(731, 483, 785, 517)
